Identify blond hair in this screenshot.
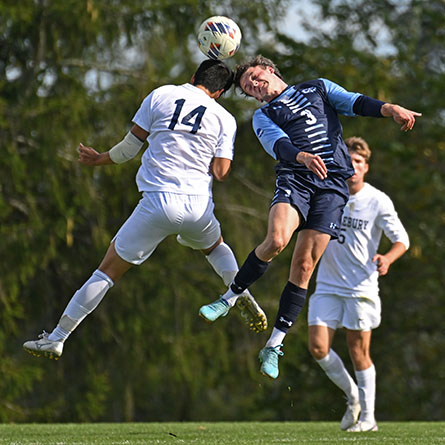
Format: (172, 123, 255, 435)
(344, 136, 371, 163)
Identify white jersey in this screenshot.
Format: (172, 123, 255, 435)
(132, 83, 236, 196)
(315, 183, 409, 300)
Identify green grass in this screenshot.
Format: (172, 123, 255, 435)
(0, 422, 443, 444)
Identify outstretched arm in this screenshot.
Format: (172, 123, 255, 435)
(322, 79, 422, 131)
(381, 103, 422, 132)
(78, 143, 113, 166)
(78, 124, 148, 166)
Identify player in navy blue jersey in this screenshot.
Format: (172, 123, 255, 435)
(199, 55, 421, 379)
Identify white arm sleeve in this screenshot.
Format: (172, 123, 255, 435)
(377, 194, 410, 250)
(109, 131, 145, 164)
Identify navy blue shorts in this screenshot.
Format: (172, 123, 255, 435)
(271, 170, 349, 239)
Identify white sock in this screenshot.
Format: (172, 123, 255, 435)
(48, 270, 114, 342)
(221, 287, 242, 307)
(206, 242, 239, 306)
(206, 242, 238, 286)
(317, 350, 359, 403)
(265, 327, 286, 348)
(355, 364, 376, 423)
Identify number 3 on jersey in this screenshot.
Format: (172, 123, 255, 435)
(168, 99, 207, 134)
(300, 109, 317, 125)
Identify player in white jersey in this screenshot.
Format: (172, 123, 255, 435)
(23, 60, 267, 360)
(307, 136, 410, 432)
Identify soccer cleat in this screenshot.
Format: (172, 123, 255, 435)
(199, 297, 230, 323)
(23, 331, 64, 360)
(258, 344, 284, 379)
(236, 291, 268, 333)
(340, 401, 361, 430)
(346, 420, 378, 432)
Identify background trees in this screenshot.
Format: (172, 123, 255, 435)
(1, 0, 443, 422)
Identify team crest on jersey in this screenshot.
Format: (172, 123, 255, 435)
(301, 87, 317, 94)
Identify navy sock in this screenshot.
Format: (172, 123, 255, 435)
(230, 249, 269, 294)
(274, 282, 307, 333)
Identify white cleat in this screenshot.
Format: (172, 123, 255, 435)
(23, 331, 64, 360)
(346, 420, 378, 432)
(340, 401, 361, 430)
(236, 291, 268, 333)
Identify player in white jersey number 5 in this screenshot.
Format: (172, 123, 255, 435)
(307, 137, 410, 432)
(23, 60, 267, 360)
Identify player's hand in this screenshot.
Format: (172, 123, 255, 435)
(372, 254, 391, 276)
(78, 143, 111, 166)
(78, 143, 100, 165)
(296, 152, 328, 180)
(381, 104, 422, 131)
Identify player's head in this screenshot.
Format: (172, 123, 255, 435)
(192, 59, 234, 95)
(345, 136, 370, 186)
(345, 136, 372, 163)
(234, 55, 283, 88)
(234, 55, 285, 102)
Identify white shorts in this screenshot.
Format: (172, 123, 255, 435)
(113, 192, 221, 265)
(307, 291, 381, 331)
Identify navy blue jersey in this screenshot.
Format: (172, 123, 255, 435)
(252, 78, 361, 181)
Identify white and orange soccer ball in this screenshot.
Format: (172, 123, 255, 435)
(197, 16, 242, 60)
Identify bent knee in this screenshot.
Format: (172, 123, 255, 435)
(293, 257, 316, 280)
(264, 235, 289, 257)
(308, 341, 329, 361)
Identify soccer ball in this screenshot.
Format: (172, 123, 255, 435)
(197, 16, 242, 60)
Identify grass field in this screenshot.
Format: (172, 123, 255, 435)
(0, 422, 443, 444)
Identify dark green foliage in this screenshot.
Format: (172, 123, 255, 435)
(1, 0, 443, 422)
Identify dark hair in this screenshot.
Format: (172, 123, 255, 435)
(234, 55, 283, 92)
(192, 59, 234, 93)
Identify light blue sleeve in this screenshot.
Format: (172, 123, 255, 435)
(252, 109, 289, 160)
(321, 78, 361, 116)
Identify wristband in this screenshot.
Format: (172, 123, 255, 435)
(353, 95, 386, 117)
(273, 137, 301, 162)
